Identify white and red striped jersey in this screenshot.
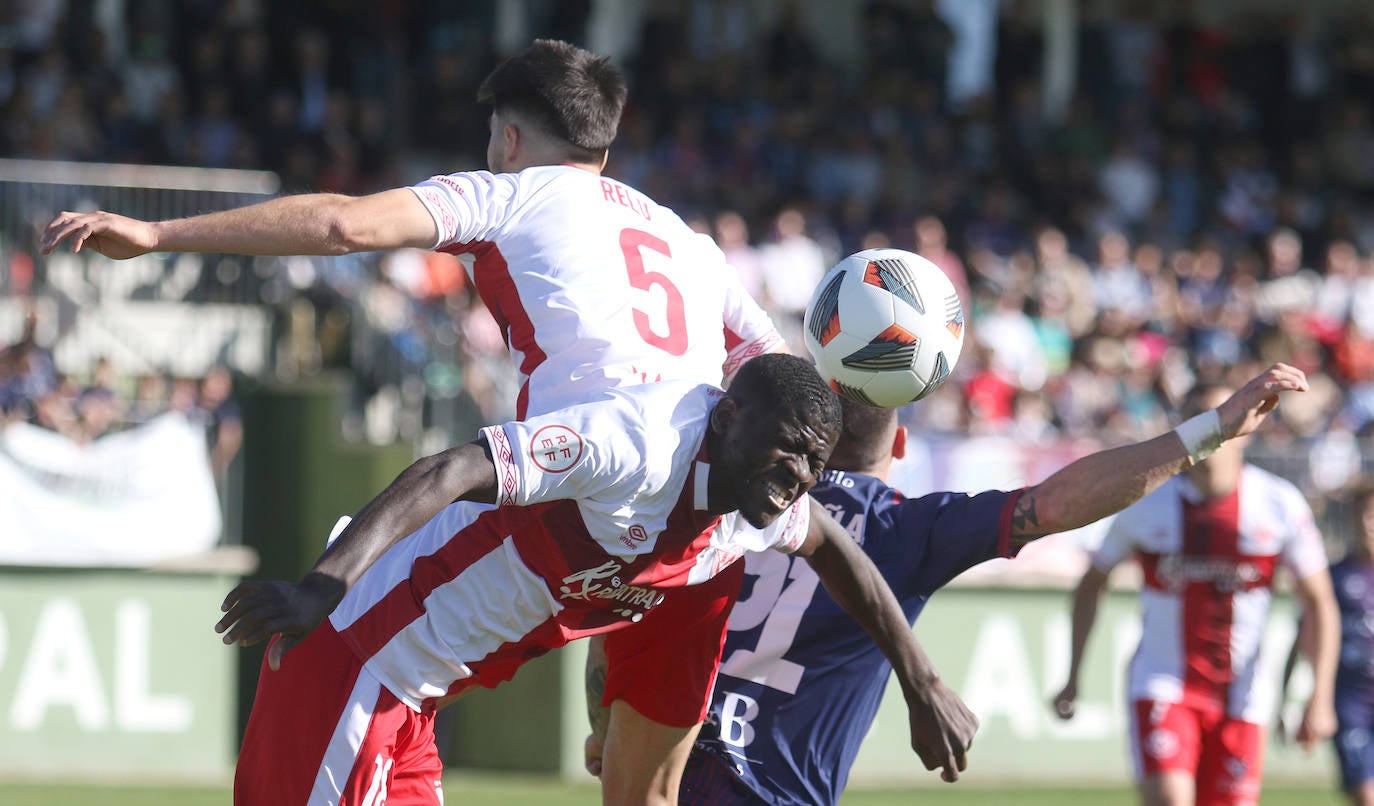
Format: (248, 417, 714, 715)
(328, 381, 810, 710)
(408, 166, 784, 419)
(1093, 465, 1327, 721)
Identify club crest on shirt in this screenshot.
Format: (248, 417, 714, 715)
(530, 424, 583, 473)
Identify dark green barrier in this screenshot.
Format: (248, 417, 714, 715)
(235, 373, 415, 737)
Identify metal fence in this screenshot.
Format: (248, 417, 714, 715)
(0, 160, 289, 546)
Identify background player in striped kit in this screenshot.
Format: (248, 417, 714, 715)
(1054, 382, 1339, 806)
(582, 363, 1315, 805)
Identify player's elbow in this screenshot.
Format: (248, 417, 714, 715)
(323, 209, 373, 254)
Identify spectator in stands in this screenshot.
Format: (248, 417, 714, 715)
(758, 207, 827, 352)
(714, 210, 765, 303)
(0, 305, 55, 424)
(914, 214, 971, 307)
(199, 365, 243, 484)
(129, 371, 169, 425)
(11, 0, 1374, 527)
(75, 356, 125, 441)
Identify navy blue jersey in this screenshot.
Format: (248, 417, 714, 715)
(689, 470, 1017, 806)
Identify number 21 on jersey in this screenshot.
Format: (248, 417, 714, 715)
(719, 550, 821, 695)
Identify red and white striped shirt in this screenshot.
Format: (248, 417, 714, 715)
(1093, 465, 1327, 721)
(408, 166, 783, 419)
(328, 381, 810, 710)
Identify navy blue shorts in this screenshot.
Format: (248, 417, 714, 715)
(678, 749, 767, 806)
(1336, 695, 1374, 790)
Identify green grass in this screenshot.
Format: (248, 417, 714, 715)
(0, 776, 1348, 805)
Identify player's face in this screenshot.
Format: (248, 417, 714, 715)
(712, 401, 837, 528)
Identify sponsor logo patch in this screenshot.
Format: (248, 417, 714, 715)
(618, 524, 650, 550)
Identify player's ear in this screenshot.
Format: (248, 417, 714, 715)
(892, 425, 907, 461)
(503, 122, 521, 164)
(710, 397, 738, 435)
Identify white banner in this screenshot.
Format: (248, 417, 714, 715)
(0, 413, 222, 566)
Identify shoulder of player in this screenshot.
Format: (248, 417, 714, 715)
(604, 379, 719, 410)
(1239, 462, 1302, 495)
(1240, 463, 1313, 515)
(815, 469, 889, 497)
(592, 382, 718, 455)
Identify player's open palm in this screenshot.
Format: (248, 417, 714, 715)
(906, 678, 979, 782)
(215, 573, 345, 670)
(41, 211, 158, 259)
(1217, 363, 1309, 439)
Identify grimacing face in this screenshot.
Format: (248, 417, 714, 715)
(714, 400, 837, 529)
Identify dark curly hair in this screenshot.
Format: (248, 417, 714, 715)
(728, 354, 842, 436)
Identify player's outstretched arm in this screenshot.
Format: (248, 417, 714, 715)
(1050, 566, 1109, 720)
(214, 440, 498, 669)
(40, 188, 437, 259)
(795, 497, 978, 782)
(1006, 363, 1308, 549)
(1292, 568, 1339, 750)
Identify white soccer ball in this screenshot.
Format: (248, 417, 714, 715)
(803, 248, 965, 408)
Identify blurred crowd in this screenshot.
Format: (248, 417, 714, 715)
(0, 306, 243, 483)
(5, 0, 1374, 503)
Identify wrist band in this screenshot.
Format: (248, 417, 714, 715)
(1174, 409, 1223, 465)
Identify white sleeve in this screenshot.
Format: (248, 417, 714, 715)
(716, 498, 811, 555)
(408, 171, 520, 249)
(1279, 486, 1328, 580)
(1091, 507, 1138, 573)
(480, 395, 646, 508)
(711, 238, 786, 381)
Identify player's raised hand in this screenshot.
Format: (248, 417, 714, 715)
(214, 572, 345, 670)
(905, 678, 978, 783)
(40, 210, 158, 259)
(1216, 362, 1309, 440)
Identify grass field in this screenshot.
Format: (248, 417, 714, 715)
(0, 774, 1348, 805)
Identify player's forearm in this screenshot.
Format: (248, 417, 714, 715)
(1065, 572, 1107, 686)
(1012, 432, 1189, 547)
(1299, 582, 1340, 707)
(804, 522, 940, 696)
(152, 193, 358, 256)
(585, 635, 611, 740)
(308, 442, 498, 592)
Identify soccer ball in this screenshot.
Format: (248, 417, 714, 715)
(803, 248, 965, 408)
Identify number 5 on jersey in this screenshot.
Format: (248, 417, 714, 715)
(620, 228, 687, 356)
